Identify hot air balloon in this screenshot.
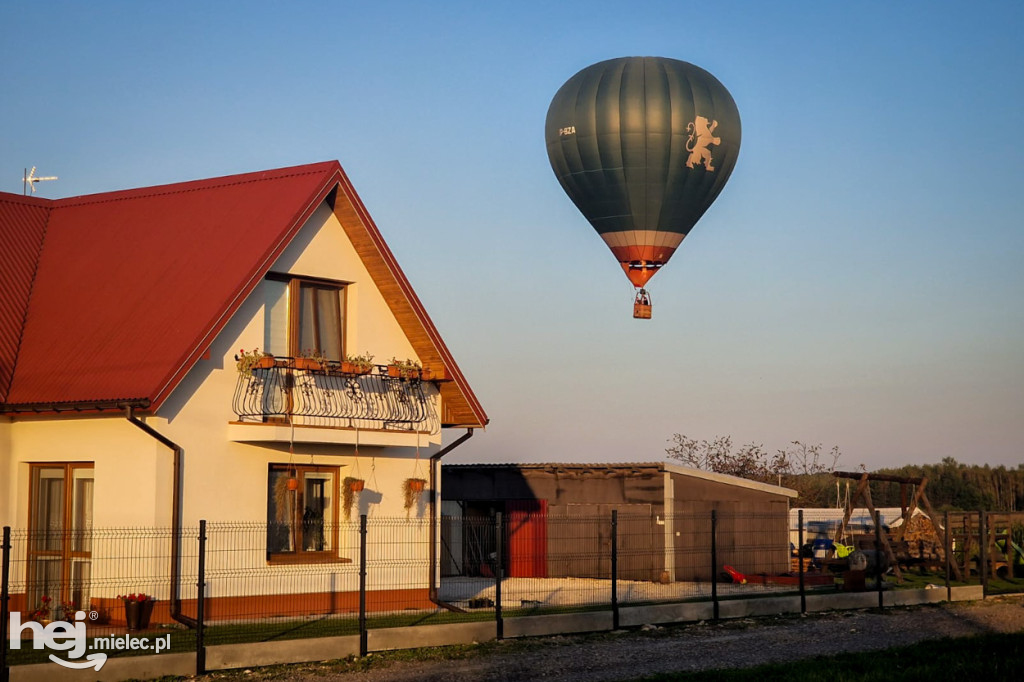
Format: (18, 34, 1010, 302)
(545, 57, 741, 318)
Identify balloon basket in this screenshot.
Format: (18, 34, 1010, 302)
(633, 289, 652, 319)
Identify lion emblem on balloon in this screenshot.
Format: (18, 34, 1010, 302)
(685, 116, 721, 171)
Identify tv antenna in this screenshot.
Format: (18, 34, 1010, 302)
(23, 167, 58, 195)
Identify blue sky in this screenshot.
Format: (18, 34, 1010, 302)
(3, 1, 1022, 471)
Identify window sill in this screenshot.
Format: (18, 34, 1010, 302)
(266, 553, 353, 566)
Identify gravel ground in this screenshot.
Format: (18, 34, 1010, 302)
(199, 595, 1024, 682)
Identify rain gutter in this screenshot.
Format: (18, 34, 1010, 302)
(125, 406, 196, 628)
(428, 428, 474, 612)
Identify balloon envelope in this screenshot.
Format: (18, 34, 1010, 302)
(545, 57, 741, 287)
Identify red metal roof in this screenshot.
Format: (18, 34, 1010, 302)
(0, 162, 488, 427)
(0, 194, 50, 402)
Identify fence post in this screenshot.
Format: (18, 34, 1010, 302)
(874, 510, 884, 609)
(944, 510, 951, 602)
(2, 527, 11, 682)
(611, 509, 618, 630)
(495, 512, 503, 640)
(979, 510, 988, 595)
(196, 520, 207, 676)
(359, 514, 367, 657)
(797, 510, 805, 614)
(710, 509, 718, 620)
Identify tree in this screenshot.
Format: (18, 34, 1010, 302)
(665, 434, 843, 506)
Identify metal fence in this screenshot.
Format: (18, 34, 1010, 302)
(3, 509, 1016, 677)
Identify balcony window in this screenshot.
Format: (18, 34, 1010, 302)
(265, 275, 346, 361)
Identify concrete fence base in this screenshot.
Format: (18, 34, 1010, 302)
(7, 585, 989, 681)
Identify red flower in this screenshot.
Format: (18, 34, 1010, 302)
(118, 592, 150, 602)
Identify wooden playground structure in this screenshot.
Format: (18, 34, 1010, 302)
(828, 471, 1024, 584)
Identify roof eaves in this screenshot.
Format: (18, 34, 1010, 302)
(0, 397, 150, 416)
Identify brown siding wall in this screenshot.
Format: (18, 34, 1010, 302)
(670, 472, 790, 579)
(443, 466, 791, 583)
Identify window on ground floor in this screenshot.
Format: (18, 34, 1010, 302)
(266, 464, 343, 562)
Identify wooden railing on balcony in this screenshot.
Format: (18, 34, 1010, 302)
(232, 359, 441, 434)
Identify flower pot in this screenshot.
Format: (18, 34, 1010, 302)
(124, 599, 155, 631)
(388, 365, 421, 379)
(293, 358, 322, 371)
(255, 356, 278, 369)
(287, 477, 299, 491)
(340, 361, 372, 375)
(407, 478, 425, 493)
(348, 479, 365, 492)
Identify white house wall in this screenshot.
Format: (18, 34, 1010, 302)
(3, 415, 172, 529)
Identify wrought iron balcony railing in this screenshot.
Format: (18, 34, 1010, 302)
(232, 358, 440, 434)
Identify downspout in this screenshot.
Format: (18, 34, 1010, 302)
(125, 406, 197, 628)
(429, 428, 474, 611)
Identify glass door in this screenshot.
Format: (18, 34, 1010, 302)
(28, 463, 94, 617)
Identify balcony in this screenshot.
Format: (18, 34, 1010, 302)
(230, 358, 441, 444)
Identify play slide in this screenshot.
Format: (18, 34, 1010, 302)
(722, 564, 747, 584)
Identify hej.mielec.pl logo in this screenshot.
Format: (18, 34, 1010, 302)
(9, 610, 172, 670)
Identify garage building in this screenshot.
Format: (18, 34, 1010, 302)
(441, 462, 798, 583)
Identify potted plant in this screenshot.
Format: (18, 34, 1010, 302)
(342, 476, 364, 520)
(294, 348, 328, 371)
(341, 352, 375, 375)
(118, 593, 156, 631)
(30, 595, 53, 624)
(387, 357, 422, 379)
(236, 348, 276, 377)
(403, 477, 427, 516)
(55, 599, 79, 621)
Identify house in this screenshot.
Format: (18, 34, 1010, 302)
(441, 462, 797, 582)
(0, 161, 488, 624)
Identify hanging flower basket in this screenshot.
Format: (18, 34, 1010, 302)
(287, 476, 299, 491)
(403, 477, 427, 517)
(342, 476, 364, 520)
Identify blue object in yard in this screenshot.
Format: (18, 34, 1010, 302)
(812, 538, 834, 559)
